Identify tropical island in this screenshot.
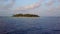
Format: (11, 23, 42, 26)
(12, 14, 40, 17)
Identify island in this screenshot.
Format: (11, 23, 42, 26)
(12, 14, 40, 17)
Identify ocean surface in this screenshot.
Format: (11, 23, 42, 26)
(0, 16, 60, 34)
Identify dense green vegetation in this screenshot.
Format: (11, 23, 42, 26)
(12, 14, 40, 17)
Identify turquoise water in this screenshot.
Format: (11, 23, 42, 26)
(0, 17, 60, 34)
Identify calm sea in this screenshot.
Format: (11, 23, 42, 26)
(0, 16, 60, 34)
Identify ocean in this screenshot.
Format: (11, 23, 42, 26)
(0, 16, 60, 34)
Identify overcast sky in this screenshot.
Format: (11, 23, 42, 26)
(0, 0, 60, 16)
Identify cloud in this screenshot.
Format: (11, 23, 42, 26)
(43, 1, 60, 16)
(46, 0, 54, 6)
(15, 0, 41, 11)
(0, 0, 60, 16)
(0, 0, 15, 10)
(15, 0, 56, 11)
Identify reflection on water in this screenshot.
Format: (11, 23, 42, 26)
(0, 16, 60, 34)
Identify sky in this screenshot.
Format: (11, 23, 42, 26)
(0, 0, 60, 16)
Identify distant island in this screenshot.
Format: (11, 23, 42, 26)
(12, 14, 40, 17)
